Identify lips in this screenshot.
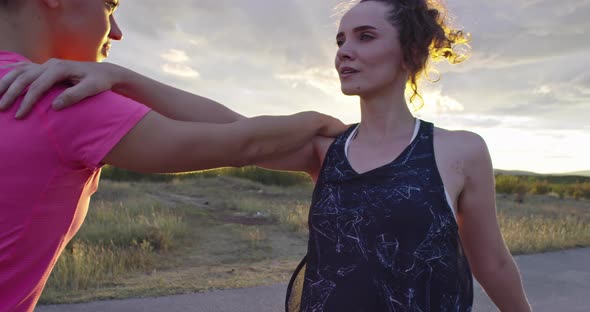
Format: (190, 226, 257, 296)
(101, 43, 111, 56)
(339, 66, 359, 74)
(339, 66, 359, 79)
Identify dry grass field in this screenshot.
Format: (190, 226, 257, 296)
(40, 176, 590, 304)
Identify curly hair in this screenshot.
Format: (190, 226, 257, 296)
(359, 0, 470, 105)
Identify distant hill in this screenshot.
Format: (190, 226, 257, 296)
(494, 169, 590, 184)
(560, 170, 590, 177)
(495, 169, 590, 178)
(494, 169, 541, 176)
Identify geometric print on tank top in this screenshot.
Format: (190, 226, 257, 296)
(286, 120, 473, 312)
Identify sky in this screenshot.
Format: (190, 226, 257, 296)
(107, 0, 590, 174)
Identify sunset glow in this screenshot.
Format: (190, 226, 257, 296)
(108, 0, 589, 174)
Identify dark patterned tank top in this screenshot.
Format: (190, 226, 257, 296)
(286, 120, 473, 312)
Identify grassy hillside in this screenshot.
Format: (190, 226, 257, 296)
(40, 177, 590, 304)
(106, 166, 590, 186)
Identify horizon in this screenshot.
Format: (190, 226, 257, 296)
(106, 0, 589, 173)
(494, 168, 590, 176)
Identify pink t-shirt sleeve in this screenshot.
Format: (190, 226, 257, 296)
(41, 88, 151, 169)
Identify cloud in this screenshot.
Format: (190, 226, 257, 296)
(104, 0, 590, 172)
(444, 0, 590, 71)
(161, 64, 200, 78)
(533, 85, 552, 95)
(161, 49, 190, 63)
(416, 87, 465, 115)
(158, 49, 200, 78)
(276, 67, 340, 95)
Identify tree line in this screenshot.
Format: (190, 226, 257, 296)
(101, 166, 590, 201)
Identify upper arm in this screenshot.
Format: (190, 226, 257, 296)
(455, 132, 509, 273)
(44, 89, 249, 173)
(43, 89, 150, 169)
(103, 111, 252, 173)
(256, 136, 331, 180)
(255, 139, 318, 177)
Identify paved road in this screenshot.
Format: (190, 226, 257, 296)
(37, 248, 590, 312)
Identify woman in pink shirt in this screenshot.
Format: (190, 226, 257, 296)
(2, 0, 534, 311)
(0, 1, 345, 311)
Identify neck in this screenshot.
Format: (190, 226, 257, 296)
(356, 82, 416, 144)
(0, 8, 53, 63)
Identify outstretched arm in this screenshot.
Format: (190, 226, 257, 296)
(0, 60, 334, 174)
(106, 110, 342, 173)
(456, 132, 531, 312)
(110, 63, 245, 123)
(0, 60, 244, 122)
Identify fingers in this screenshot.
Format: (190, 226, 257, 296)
(52, 80, 105, 110)
(0, 62, 33, 98)
(0, 66, 43, 115)
(0, 67, 25, 108)
(16, 66, 70, 118)
(2, 59, 117, 118)
(0, 61, 29, 70)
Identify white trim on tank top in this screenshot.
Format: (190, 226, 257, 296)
(343, 119, 457, 220)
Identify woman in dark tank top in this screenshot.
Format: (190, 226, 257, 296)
(285, 0, 532, 311)
(291, 120, 474, 312)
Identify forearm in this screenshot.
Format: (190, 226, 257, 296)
(475, 256, 531, 312)
(108, 63, 244, 123)
(106, 111, 332, 174)
(235, 113, 326, 166)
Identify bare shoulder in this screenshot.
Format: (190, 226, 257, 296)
(433, 127, 493, 209)
(433, 127, 490, 164)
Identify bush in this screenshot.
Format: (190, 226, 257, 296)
(552, 185, 567, 199)
(530, 180, 551, 195)
(211, 167, 311, 186)
(101, 165, 312, 186)
(101, 166, 175, 182)
(575, 183, 590, 199)
(495, 175, 529, 193)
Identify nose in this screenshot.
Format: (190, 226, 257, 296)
(336, 43, 354, 63)
(108, 16, 123, 41)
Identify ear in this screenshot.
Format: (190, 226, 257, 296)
(41, 0, 60, 9)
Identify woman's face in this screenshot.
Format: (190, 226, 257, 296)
(50, 0, 122, 62)
(335, 1, 407, 97)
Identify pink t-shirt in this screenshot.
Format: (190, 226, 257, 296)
(0, 51, 151, 312)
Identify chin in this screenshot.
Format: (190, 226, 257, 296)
(341, 89, 359, 96)
(340, 84, 367, 96)
(65, 53, 100, 62)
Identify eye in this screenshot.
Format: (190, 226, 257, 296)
(336, 40, 344, 47)
(360, 33, 375, 41)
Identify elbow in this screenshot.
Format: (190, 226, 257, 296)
(472, 255, 513, 281)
